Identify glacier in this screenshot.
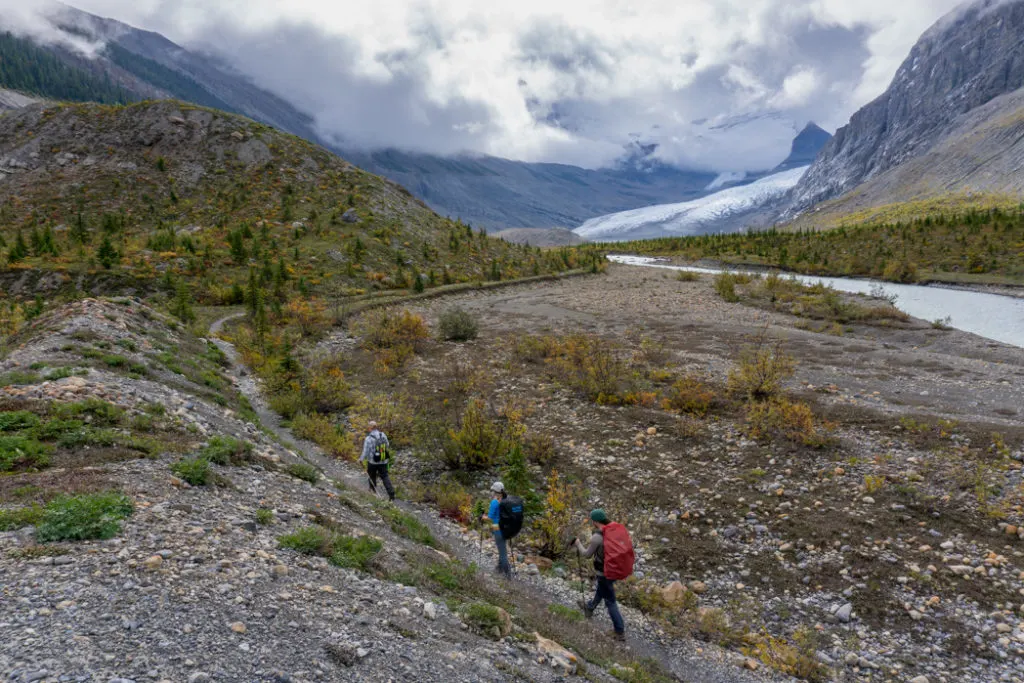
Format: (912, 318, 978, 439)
(574, 165, 809, 242)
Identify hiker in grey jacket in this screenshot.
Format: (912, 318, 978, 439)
(358, 421, 395, 501)
(574, 508, 625, 639)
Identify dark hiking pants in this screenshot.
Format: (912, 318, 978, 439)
(368, 463, 395, 500)
(588, 576, 625, 634)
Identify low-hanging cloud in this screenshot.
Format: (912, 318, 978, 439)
(4, 0, 971, 171)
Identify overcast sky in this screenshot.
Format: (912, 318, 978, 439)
(8, 0, 970, 171)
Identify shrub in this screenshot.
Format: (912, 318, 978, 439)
(287, 463, 320, 484)
(676, 270, 700, 282)
(268, 390, 312, 420)
(432, 478, 473, 524)
(714, 273, 740, 302)
(535, 470, 577, 558)
(663, 375, 716, 416)
(304, 357, 355, 413)
(512, 334, 558, 363)
(352, 309, 430, 352)
(0, 436, 52, 471)
(171, 457, 212, 486)
(523, 432, 556, 466)
(35, 492, 134, 542)
(444, 398, 513, 470)
(200, 436, 253, 465)
(439, 307, 479, 341)
(463, 602, 509, 639)
(0, 410, 40, 432)
(330, 534, 383, 571)
(54, 399, 123, 426)
(291, 412, 354, 459)
(727, 342, 795, 401)
(33, 419, 84, 440)
(278, 524, 383, 572)
(348, 392, 415, 448)
(882, 259, 919, 283)
(278, 525, 334, 555)
(745, 398, 833, 447)
(0, 371, 41, 387)
(550, 334, 630, 403)
(742, 629, 829, 683)
(0, 504, 44, 531)
(863, 474, 887, 494)
(255, 508, 275, 525)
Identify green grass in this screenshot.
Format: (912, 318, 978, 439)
(0, 410, 40, 432)
(54, 399, 123, 426)
(329, 535, 383, 571)
(255, 508, 274, 525)
(548, 603, 585, 622)
(0, 435, 52, 471)
(199, 436, 252, 465)
(171, 457, 211, 486)
(377, 503, 436, 547)
(35, 492, 134, 542)
(286, 463, 319, 484)
(277, 524, 382, 572)
(0, 504, 44, 531)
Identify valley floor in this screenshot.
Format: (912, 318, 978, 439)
(329, 263, 1024, 682)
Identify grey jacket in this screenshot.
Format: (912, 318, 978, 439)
(575, 530, 605, 576)
(359, 429, 390, 464)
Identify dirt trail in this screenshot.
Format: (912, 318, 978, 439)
(207, 313, 778, 683)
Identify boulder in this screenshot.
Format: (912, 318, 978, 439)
(687, 580, 708, 594)
(661, 581, 689, 605)
(535, 633, 578, 675)
(341, 209, 360, 223)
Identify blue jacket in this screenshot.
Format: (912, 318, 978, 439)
(488, 499, 500, 525)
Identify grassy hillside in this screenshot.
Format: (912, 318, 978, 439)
(611, 207, 1024, 286)
(0, 100, 595, 312)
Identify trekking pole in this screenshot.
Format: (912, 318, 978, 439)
(509, 537, 518, 579)
(576, 547, 585, 607)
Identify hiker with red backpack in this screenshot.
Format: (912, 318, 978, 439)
(574, 508, 634, 640)
(480, 481, 523, 579)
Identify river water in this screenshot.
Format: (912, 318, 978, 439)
(609, 254, 1024, 349)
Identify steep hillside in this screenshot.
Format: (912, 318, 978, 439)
(0, 298, 695, 683)
(773, 123, 831, 172)
(790, 86, 1024, 227)
(787, 0, 1024, 218)
(0, 100, 586, 304)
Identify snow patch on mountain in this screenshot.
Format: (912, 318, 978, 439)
(574, 165, 809, 241)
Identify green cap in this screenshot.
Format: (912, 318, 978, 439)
(590, 509, 609, 524)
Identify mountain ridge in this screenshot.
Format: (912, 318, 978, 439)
(785, 0, 1024, 219)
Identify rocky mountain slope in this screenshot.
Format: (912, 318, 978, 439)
(786, 0, 1024, 220)
(0, 297, 774, 683)
(0, 99, 580, 302)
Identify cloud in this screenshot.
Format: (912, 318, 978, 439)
(10, 0, 969, 171)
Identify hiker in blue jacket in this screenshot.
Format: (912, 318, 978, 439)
(480, 481, 511, 578)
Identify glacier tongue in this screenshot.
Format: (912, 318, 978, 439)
(574, 165, 809, 241)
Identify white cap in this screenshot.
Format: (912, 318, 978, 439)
(490, 481, 505, 493)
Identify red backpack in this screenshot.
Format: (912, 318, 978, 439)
(602, 522, 635, 581)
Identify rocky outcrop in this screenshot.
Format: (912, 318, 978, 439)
(786, 0, 1024, 216)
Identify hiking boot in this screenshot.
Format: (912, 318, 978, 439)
(579, 599, 594, 619)
(611, 631, 626, 642)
